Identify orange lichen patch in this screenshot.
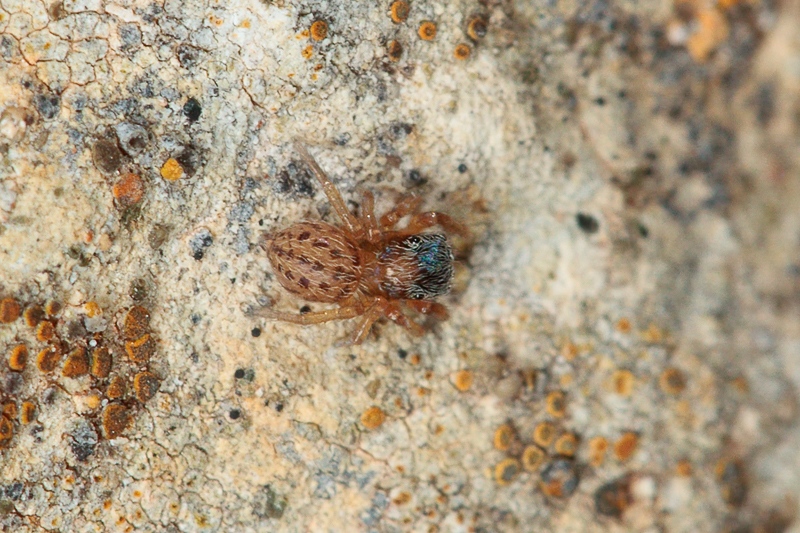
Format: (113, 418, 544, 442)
(0, 416, 13, 445)
(310, 20, 328, 41)
(122, 306, 151, 341)
(390, 1, 409, 23)
(45, 300, 62, 317)
(588, 436, 609, 467)
(686, 8, 729, 62)
(37, 345, 62, 373)
(91, 346, 112, 378)
(615, 318, 632, 333)
(106, 376, 126, 400)
(641, 323, 664, 343)
(0, 297, 21, 323)
(659, 367, 686, 394)
(409, 353, 420, 365)
(125, 334, 156, 364)
(112, 173, 145, 208)
(3, 402, 17, 420)
(393, 491, 412, 505)
(160, 158, 184, 181)
(730, 376, 749, 393)
(533, 422, 556, 448)
(611, 369, 635, 396)
(134, 371, 160, 403)
(494, 458, 521, 485)
(387, 40, 403, 62)
(20, 402, 36, 424)
(452, 370, 473, 392)
(493, 424, 515, 451)
(466, 14, 488, 41)
(84, 301, 102, 318)
(361, 406, 386, 430)
(418, 21, 437, 41)
(676, 459, 693, 477)
(614, 432, 639, 462)
(546, 391, 567, 418)
(36, 321, 56, 342)
(23, 304, 45, 327)
(301, 45, 313, 59)
(102, 403, 132, 439)
(521, 445, 546, 472)
(454, 43, 471, 60)
(554, 433, 579, 457)
(561, 341, 578, 361)
(8, 344, 27, 371)
(62, 347, 90, 378)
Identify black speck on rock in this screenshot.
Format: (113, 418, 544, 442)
(34, 93, 61, 120)
(252, 484, 287, 519)
(576, 213, 600, 233)
(69, 418, 98, 462)
(183, 97, 202, 122)
(189, 228, 213, 260)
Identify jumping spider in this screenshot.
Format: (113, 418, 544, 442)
(258, 144, 469, 345)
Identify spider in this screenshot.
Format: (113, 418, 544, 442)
(257, 143, 469, 345)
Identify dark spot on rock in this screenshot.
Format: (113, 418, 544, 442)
(594, 97, 606, 106)
(457, 163, 468, 173)
(3, 481, 23, 501)
(275, 402, 284, 412)
(69, 418, 98, 462)
(576, 213, 599, 233)
(234, 368, 245, 379)
(397, 349, 408, 359)
(404, 169, 427, 187)
(34, 93, 60, 120)
(1, 372, 23, 395)
(189, 228, 213, 260)
(114, 122, 149, 156)
(252, 484, 287, 519)
(594, 476, 633, 518)
(229, 409, 241, 420)
(119, 23, 142, 48)
(130, 278, 149, 301)
(389, 122, 414, 139)
(183, 97, 202, 122)
(92, 138, 124, 173)
(176, 145, 202, 177)
(251, 327, 261, 337)
(148, 224, 171, 250)
(176, 44, 200, 68)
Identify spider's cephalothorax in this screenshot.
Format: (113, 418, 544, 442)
(378, 234, 455, 301)
(258, 144, 469, 345)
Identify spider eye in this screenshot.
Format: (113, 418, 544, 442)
(413, 293, 424, 300)
(407, 235, 422, 248)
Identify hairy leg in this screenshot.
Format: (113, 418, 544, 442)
(380, 195, 423, 229)
(383, 300, 426, 337)
(404, 300, 449, 320)
(348, 299, 388, 345)
(393, 211, 470, 238)
(294, 143, 363, 237)
(359, 190, 381, 244)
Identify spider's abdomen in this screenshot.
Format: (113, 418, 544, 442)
(267, 222, 362, 303)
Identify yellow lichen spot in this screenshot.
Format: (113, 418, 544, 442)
(62, 347, 90, 378)
(546, 391, 567, 418)
(8, 344, 27, 371)
(676, 459, 693, 477)
(122, 306, 151, 341)
(106, 375, 127, 400)
(301, 45, 313, 59)
(454, 43, 471, 60)
(611, 369, 635, 396)
(36, 320, 56, 342)
(390, 1, 409, 23)
(387, 40, 403, 62)
(91, 346, 112, 378)
(418, 21, 437, 41)
(160, 158, 184, 181)
(554, 432, 579, 457)
(45, 300, 62, 316)
(102, 403, 132, 439)
(0, 297, 21, 323)
(240, 19, 251, 29)
(112, 173, 144, 208)
(23, 304, 45, 327)
(494, 458, 521, 485)
(466, 14, 488, 41)
(393, 491, 411, 505)
(3, 402, 17, 421)
(533, 422, 556, 448)
(493, 424, 515, 451)
(0, 416, 13, 445)
(588, 436, 608, 467)
(361, 406, 386, 430)
(452, 370, 473, 392)
(521, 445, 546, 472)
(310, 20, 328, 42)
(659, 367, 686, 395)
(37, 345, 62, 373)
(409, 353, 420, 365)
(125, 334, 156, 364)
(686, 8, 729, 63)
(20, 402, 36, 425)
(641, 323, 664, 343)
(616, 318, 632, 333)
(561, 341, 578, 361)
(614, 432, 639, 462)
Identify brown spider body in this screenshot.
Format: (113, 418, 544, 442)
(259, 144, 469, 344)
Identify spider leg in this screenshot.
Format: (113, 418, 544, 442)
(294, 143, 364, 237)
(255, 305, 363, 325)
(403, 300, 449, 320)
(360, 190, 382, 244)
(348, 298, 389, 345)
(379, 195, 423, 229)
(383, 300, 426, 337)
(393, 211, 470, 238)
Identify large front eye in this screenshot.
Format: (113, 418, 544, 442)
(406, 235, 422, 248)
